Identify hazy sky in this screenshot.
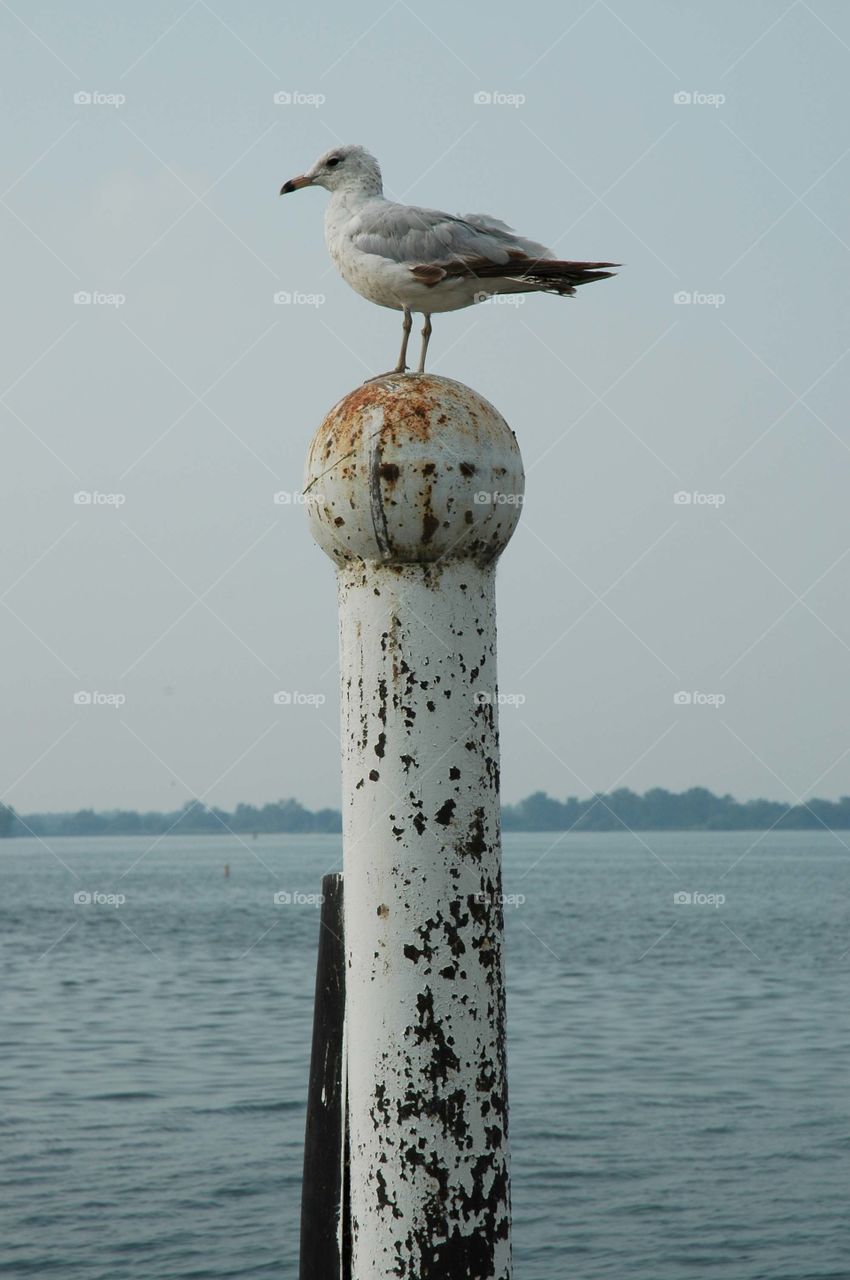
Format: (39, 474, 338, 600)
(2, 0, 849, 814)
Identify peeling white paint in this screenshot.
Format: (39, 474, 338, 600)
(306, 373, 522, 1279)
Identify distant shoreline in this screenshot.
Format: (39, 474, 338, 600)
(3, 786, 849, 837)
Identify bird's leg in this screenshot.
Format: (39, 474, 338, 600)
(394, 305, 413, 373)
(364, 307, 414, 382)
(417, 314, 432, 373)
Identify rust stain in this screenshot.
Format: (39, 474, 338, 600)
(316, 377, 492, 462)
(421, 511, 440, 543)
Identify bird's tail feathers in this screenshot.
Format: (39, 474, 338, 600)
(485, 258, 619, 296)
(411, 256, 619, 295)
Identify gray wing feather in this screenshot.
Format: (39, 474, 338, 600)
(350, 201, 552, 266)
(461, 212, 550, 258)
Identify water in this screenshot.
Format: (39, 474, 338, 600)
(2, 831, 849, 1279)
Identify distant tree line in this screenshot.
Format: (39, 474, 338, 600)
(3, 786, 850, 838)
(500, 787, 850, 831)
(4, 798, 341, 838)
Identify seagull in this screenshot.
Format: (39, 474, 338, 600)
(280, 145, 618, 375)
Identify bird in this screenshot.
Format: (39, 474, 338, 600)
(280, 144, 618, 376)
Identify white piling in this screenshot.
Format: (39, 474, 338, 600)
(305, 372, 523, 1279)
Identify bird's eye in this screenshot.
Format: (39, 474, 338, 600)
(326, 156, 342, 168)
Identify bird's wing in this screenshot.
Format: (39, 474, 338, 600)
(461, 212, 548, 254)
(349, 201, 552, 270)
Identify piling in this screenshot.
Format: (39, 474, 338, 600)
(299, 873, 347, 1279)
(303, 372, 523, 1279)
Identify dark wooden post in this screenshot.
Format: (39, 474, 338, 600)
(299, 873, 348, 1278)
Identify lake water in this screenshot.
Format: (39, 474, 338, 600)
(2, 831, 849, 1279)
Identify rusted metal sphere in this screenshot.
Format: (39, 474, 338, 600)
(304, 372, 524, 566)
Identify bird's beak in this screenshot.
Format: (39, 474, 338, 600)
(280, 174, 313, 195)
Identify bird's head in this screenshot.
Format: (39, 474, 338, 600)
(280, 145, 383, 198)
